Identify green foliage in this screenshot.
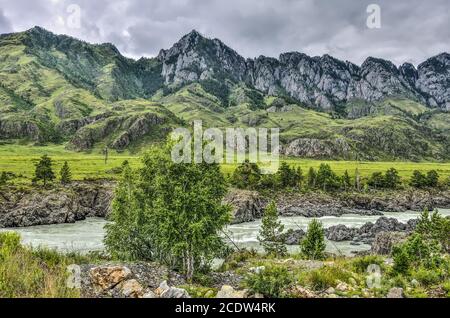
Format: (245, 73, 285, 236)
(392, 233, 443, 274)
(341, 170, 352, 191)
(199, 79, 230, 107)
(230, 160, 261, 190)
(258, 201, 287, 257)
(60, 161, 72, 185)
(410, 170, 428, 188)
(276, 162, 303, 189)
(409, 170, 440, 188)
(33, 154, 55, 186)
(244, 265, 293, 298)
(300, 219, 326, 260)
(368, 171, 385, 189)
(415, 209, 450, 252)
(104, 138, 231, 281)
(307, 167, 317, 189)
(352, 255, 384, 274)
(301, 266, 352, 291)
(316, 164, 340, 191)
(384, 168, 401, 189)
(368, 168, 401, 189)
(0, 171, 8, 186)
(0, 232, 78, 298)
(426, 170, 439, 187)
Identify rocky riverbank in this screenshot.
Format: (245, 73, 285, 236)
(281, 217, 418, 246)
(0, 182, 114, 227)
(1, 183, 450, 228)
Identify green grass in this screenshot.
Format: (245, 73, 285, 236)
(1, 144, 450, 184)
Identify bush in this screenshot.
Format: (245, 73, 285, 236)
(415, 209, 450, 252)
(392, 233, 444, 274)
(244, 265, 293, 298)
(411, 267, 441, 286)
(352, 255, 384, 274)
(302, 266, 352, 291)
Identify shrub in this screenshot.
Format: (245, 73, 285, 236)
(300, 219, 326, 260)
(415, 209, 450, 252)
(302, 266, 352, 291)
(244, 265, 293, 298)
(411, 267, 441, 286)
(352, 255, 384, 274)
(392, 233, 443, 274)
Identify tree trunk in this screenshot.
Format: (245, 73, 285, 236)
(185, 249, 195, 282)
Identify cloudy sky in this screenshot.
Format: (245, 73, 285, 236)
(0, 0, 448, 66)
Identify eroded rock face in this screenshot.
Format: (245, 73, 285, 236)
(158, 32, 449, 111)
(371, 232, 409, 255)
(224, 189, 264, 224)
(283, 138, 352, 159)
(0, 182, 114, 228)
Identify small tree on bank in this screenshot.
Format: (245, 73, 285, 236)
(33, 155, 55, 186)
(60, 161, 72, 185)
(258, 201, 287, 257)
(301, 219, 326, 260)
(104, 139, 231, 281)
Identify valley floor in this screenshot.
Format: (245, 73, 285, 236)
(1, 144, 450, 184)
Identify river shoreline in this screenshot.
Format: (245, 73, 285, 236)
(1, 182, 450, 228)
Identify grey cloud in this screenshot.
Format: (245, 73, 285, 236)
(0, 9, 12, 33)
(0, 0, 448, 66)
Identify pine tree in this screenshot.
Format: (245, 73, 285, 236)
(60, 161, 72, 185)
(33, 155, 55, 186)
(307, 167, 317, 189)
(316, 164, 339, 191)
(342, 170, 352, 191)
(258, 201, 287, 257)
(426, 170, 439, 188)
(300, 219, 326, 260)
(384, 168, 401, 189)
(410, 170, 427, 188)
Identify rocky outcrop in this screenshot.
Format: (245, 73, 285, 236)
(158, 31, 449, 111)
(110, 113, 166, 150)
(283, 138, 352, 159)
(0, 119, 42, 142)
(0, 182, 114, 228)
(324, 217, 417, 244)
(370, 231, 409, 255)
(224, 189, 264, 224)
(81, 263, 186, 298)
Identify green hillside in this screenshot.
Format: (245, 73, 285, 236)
(0, 27, 449, 161)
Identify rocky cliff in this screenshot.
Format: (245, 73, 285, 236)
(157, 30, 450, 111)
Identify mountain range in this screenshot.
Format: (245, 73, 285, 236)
(0, 26, 449, 160)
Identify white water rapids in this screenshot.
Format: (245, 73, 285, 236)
(2, 209, 449, 257)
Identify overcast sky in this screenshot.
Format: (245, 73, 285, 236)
(0, 0, 448, 66)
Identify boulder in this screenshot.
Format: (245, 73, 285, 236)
(216, 285, 249, 298)
(224, 190, 264, 224)
(387, 287, 404, 298)
(89, 266, 133, 291)
(157, 281, 190, 299)
(371, 232, 408, 255)
(117, 279, 145, 298)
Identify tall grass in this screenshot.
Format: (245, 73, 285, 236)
(0, 232, 79, 298)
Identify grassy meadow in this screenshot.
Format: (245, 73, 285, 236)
(1, 144, 450, 184)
